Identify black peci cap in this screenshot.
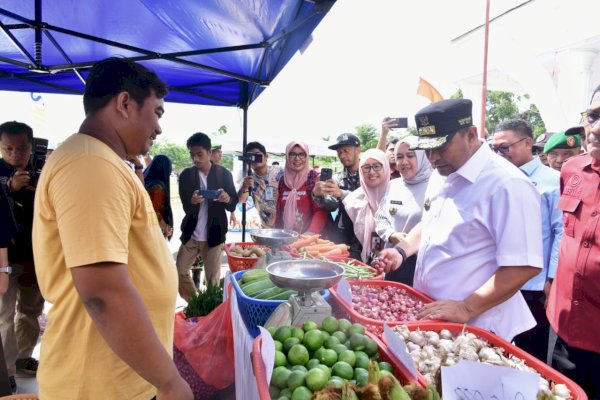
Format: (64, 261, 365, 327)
(412, 99, 473, 150)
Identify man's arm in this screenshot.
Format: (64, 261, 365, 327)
(417, 265, 541, 323)
(376, 118, 395, 151)
(72, 263, 192, 399)
(374, 223, 422, 271)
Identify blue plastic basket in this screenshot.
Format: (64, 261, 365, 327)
(231, 270, 330, 338)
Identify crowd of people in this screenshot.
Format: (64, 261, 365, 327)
(0, 55, 598, 399)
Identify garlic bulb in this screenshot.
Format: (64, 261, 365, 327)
(554, 384, 570, 398)
(408, 330, 427, 347)
(439, 329, 453, 340)
(438, 339, 454, 353)
(478, 347, 502, 363)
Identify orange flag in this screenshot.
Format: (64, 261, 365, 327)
(417, 77, 444, 103)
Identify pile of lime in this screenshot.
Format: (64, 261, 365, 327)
(267, 316, 394, 400)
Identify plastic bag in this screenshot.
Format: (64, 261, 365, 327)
(174, 298, 235, 389)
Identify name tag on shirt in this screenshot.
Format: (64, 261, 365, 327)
(265, 186, 274, 201)
(390, 200, 403, 205)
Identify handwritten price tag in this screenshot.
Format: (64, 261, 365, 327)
(337, 277, 352, 306)
(441, 360, 539, 400)
(383, 324, 417, 379)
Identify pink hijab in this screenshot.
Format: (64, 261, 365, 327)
(282, 141, 310, 231)
(343, 148, 390, 262)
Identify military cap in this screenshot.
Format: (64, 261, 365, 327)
(533, 132, 554, 150)
(543, 130, 581, 153)
(328, 133, 361, 150)
(412, 99, 473, 150)
(211, 144, 222, 151)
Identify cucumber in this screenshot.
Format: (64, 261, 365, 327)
(265, 290, 296, 301)
(240, 275, 269, 289)
(241, 268, 268, 284)
(241, 278, 274, 296)
(253, 287, 287, 299)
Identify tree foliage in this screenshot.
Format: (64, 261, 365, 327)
(149, 138, 190, 172)
(355, 124, 379, 151)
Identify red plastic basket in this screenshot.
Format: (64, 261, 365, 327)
(224, 242, 268, 273)
(328, 280, 434, 333)
(381, 322, 587, 400)
(252, 330, 414, 400)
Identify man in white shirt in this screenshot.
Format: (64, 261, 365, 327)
(375, 99, 543, 341)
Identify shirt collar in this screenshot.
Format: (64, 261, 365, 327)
(452, 142, 490, 183)
(519, 156, 541, 177)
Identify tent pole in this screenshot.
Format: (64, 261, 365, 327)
(480, 0, 491, 139)
(241, 83, 249, 242)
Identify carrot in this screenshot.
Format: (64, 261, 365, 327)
(316, 238, 331, 244)
(290, 234, 320, 250)
(302, 244, 337, 252)
(322, 247, 343, 256)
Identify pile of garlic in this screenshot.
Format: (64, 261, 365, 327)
(392, 325, 572, 400)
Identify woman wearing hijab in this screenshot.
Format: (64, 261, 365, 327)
(343, 149, 391, 263)
(374, 139, 433, 284)
(143, 154, 174, 240)
(275, 142, 330, 234)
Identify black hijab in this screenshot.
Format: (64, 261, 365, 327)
(143, 154, 174, 230)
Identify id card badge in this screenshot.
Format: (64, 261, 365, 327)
(370, 232, 383, 252)
(265, 186, 274, 201)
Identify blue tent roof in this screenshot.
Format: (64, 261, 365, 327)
(0, 0, 335, 107)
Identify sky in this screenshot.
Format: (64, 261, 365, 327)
(0, 1, 495, 150)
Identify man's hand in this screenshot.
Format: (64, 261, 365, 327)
(241, 176, 254, 191)
(156, 374, 193, 400)
(318, 180, 341, 198)
(417, 300, 474, 323)
(217, 188, 231, 203)
(544, 280, 553, 308)
(313, 181, 325, 197)
(381, 117, 394, 135)
(191, 191, 204, 205)
(10, 170, 31, 191)
(389, 232, 407, 245)
(372, 248, 403, 273)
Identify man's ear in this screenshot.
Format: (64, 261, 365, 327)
(115, 91, 131, 119)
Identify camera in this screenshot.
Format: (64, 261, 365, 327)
(238, 152, 263, 163)
(388, 117, 408, 129)
(28, 137, 48, 186)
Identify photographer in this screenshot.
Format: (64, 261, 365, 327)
(237, 142, 283, 228)
(0, 121, 45, 391)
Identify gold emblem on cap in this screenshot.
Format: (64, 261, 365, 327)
(566, 136, 576, 147)
(418, 125, 436, 136)
(419, 116, 429, 126)
(458, 117, 472, 126)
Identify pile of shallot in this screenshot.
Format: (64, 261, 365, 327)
(351, 285, 426, 321)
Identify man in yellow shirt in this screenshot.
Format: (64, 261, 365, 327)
(32, 57, 192, 399)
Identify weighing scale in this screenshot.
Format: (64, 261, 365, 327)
(250, 229, 299, 264)
(264, 259, 345, 327)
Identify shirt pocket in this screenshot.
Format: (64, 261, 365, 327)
(557, 195, 581, 237)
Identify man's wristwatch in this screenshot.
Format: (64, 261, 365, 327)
(0, 266, 12, 274)
(394, 246, 407, 263)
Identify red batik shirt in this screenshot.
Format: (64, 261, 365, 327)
(547, 153, 600, 354)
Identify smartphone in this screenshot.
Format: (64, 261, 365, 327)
(198, 189, 221, 200)
(320, 168, 332, 181)
(388, 117, 408, 129)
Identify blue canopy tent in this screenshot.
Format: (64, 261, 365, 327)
(0, 0, 336, 241)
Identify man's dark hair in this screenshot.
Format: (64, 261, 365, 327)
(272, 161, 280, 166)
(186, 132, 211, 152)
(494, 119, 533, 139)
(386, 138, 399, 147)
(244, 141, 266, 155)
(0, 121, 33, 143)
(83, 57, 168, 115)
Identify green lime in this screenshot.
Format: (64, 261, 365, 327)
(337, 349, 356, 367)
(337, 318, 352, 333)
(313, 347, 325, 361)
(355, 353, 370, 370)
(303, 320, 318, 332)
(292, 327, 305, 341)
(332, 331, 346, 343)
(349, 333, 366, 351)
(274, 350, 287, 367)
(320, 330, 330, 341)
(353, 367, 369, 387)
(291, 386, 313, 400)
(306, 368, 329, 391)
(268, 326, 277, 336)
(379, 361, 393, 373)
(327, 376, 345, 388)
(274, 326, 293, 343)
(363, 337, 378, 356)
(347, 323, 365, 336)
(332, 343, 348, 355)
(319, 348, 338, 367)
(278, 396, 290, 400)
(314, 364, 331, 379)
(354, 350, 369, 360)
(331, 361, 354, 380)
(269, 384, 280, 398)
(288, 344, 309, 366)
(321, 316, 339, 333)
(291, 365, 308, 373)
(274, 340, 283, 352)
(306, 358, 320, 369)
(283, 337, 301, 353)
(287, 370, 307, 392)
(303, 329, 325, 352)
(379, 370, 393, 378)
(271, 366, 292, 389)
(280, 388, 292, 398)
(324, 335, 340, 349)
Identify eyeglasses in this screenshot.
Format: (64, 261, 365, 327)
(492, 137, 527, 155)
(288, 152, 307, 160)
(360, 163, 384, 173)
(580, 111, 600, 125)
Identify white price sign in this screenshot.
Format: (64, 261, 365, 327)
(383, 324, 417, 380)
(336, 277, 352, 306)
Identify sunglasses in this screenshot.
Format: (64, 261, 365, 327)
(492, 137, 527, 155)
